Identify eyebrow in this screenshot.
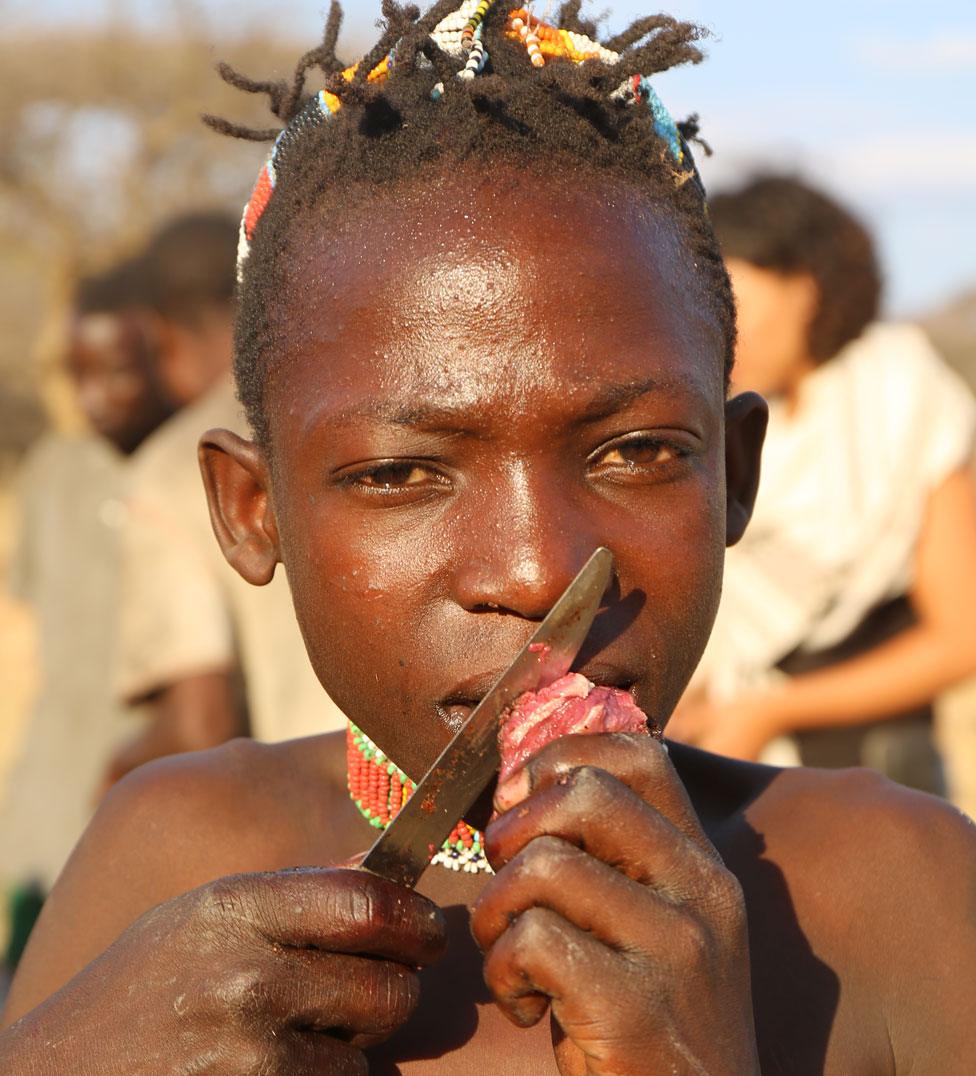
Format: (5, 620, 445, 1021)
(326, 376, 700, 432)
(573, 377, 679, 423)
(327, 401, 478, 432)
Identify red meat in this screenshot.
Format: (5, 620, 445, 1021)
(498, 672, 651, 783)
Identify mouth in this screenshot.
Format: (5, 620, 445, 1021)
(436, 666, 639, 732)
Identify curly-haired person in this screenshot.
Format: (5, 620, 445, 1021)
(670, 176, 976, 799)
(3, 7, 975, 1074)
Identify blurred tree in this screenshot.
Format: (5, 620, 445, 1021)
(0, 5, 361, 469)
(0, 5, 366, 808)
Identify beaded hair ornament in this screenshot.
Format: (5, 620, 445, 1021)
(235, 0, 703, 282)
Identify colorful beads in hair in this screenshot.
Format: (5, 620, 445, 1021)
(236, 2, 701, 280)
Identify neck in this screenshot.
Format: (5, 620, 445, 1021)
(346, 723, 493, 876)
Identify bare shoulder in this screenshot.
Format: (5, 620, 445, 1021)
(748, 762, 976, 898)
(4, 733, 348, 1025)
(747, 765, 976, 1070)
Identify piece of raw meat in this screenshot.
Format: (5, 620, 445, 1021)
(497, 672, 653, 783)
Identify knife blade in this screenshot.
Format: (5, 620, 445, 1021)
(359, 546, 614, 888)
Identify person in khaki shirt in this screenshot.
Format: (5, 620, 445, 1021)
(110, 374, 346, 780)
(0, 260, 172, 896)
(104, 217, 346, 788)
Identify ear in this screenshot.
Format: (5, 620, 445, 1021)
(724, 391, 768, 547)
(198, 428, 280, 585)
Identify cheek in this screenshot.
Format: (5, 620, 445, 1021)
(273, 481, 455, 745)
(105, 370, 148, 411)
(613, 463, 725, 712)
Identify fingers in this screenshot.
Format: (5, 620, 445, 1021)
(494, 732, 714, 855)
(202, 867, 447, 966)
(472, 833, 685, 954)
(232, 950, 421, 1048)
(481, 906, 618, 1028)
(273, 1030, 370, 1074)
(487, 761, 718, 895)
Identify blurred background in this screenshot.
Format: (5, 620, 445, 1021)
(1, 0, 974, 979)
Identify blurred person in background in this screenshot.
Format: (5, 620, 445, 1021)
(669, 175, 976, 796)
(104, 211, 346, 791)
(0, 259, 172, 964)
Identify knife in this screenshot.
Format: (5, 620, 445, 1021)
(360, 546, 614, 887)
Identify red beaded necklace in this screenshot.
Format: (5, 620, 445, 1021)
(346, 723, 492, 874)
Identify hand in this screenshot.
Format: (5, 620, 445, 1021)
(0, 868, 445, 1074)
(471, 734, 760, 1075)
(666, 694, 781, 762)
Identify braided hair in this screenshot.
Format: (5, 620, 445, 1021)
(208, 1, 735, 444)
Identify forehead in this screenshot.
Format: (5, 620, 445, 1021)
(70, 311, 144, 358)
(268, 167, 724, 427)
(73, 312, 126, 347)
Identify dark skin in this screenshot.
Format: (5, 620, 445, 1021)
(67, 310, 172, 455)
(4, 167, 976, 1074)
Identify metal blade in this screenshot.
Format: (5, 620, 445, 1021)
(360, 547, 614, 887)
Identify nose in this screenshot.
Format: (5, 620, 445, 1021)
(451, 457, 600, 620)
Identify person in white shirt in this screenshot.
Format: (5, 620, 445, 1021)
(669, 175, 976, 795)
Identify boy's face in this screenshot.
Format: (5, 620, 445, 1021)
(206, 167, 765, 778)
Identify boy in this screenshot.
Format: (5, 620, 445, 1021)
(3, 6, 974, 1073)
(0, 259, 170, 930)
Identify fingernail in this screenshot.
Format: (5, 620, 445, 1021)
(494, 767, 530, 812)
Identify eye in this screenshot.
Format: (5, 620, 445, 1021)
(356, 462, 432, 489)
(588, 432, 691, 481)
(337, 460, 451, 502)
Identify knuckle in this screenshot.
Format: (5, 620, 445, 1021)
(620, 732, 670, 774)
(206, 961, 270, 1017)
(200, 873, 256, 926)
(232, 1037, 278, 1076)
(519, 834, 573, 872)
(641, 734, 671, 769)
(566, 763, 612, 799)
(671, 914, 713, 972)
(703, 864, 746, 918)
(511, 906, 559, 953)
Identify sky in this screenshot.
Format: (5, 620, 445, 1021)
(11, 0, 976, 316)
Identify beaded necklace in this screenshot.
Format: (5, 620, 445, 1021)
(347, 723, 493, 875)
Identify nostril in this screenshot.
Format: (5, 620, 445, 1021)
(470, 601, 511, 614)
(470, 601, 546, 619)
